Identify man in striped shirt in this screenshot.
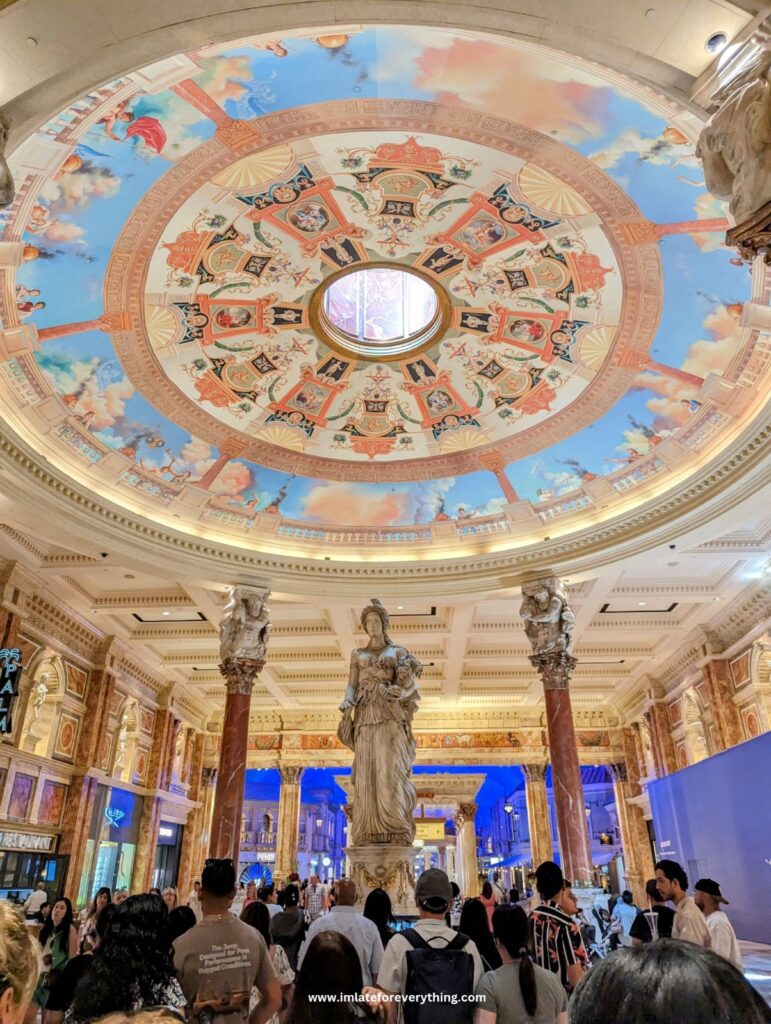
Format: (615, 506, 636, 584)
(303, 873, 328, 923)
(529, 860, 589, 993)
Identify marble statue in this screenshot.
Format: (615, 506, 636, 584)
(115, 711, 129, 772)
(696, 52, 771, 223)
(0, 114, 13, 208)
(520, 579, 575, 657)
(219, 585, 271, 664)
(338, 598, 422, 846)
(30, 672, 50, 721)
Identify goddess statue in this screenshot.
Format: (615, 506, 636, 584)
(338, 599, 422, 846)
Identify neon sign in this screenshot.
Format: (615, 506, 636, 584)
(0, 648, 22, 736)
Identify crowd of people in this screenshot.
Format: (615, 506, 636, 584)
(3, 856, 767, 1024)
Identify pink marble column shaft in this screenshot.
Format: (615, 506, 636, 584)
(544, 686, 593, 883)
(209, 687, 252, 863)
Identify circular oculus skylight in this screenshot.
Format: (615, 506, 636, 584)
(312, 265, 447, 359)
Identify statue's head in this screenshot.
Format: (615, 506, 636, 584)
(533, 588, 550, 608)
(361, 598, 390, 643)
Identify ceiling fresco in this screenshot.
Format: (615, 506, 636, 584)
(0, 27, 767, 537)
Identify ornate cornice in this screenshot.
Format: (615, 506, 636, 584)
(0, 401, 768, 595)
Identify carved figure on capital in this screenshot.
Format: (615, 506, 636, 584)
(338, 598, 423, 846)
(0, 114, 13, 208)
(520, 578, 576, 659)
(455, 801, 478, 828)
(697, 52, 771, 225)
(220, 585, 272, 664)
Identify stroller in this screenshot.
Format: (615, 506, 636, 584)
(587, 907, 612, 961)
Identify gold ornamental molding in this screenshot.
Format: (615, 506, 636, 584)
(0, 410, 769, 596)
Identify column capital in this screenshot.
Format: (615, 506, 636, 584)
(455, 801, 478, 826)
(530, 650, 577, 690)
(219, 657, 263, 695)
(278, 765, 304, 785)
(522, 763, 548, 783)
(607, 762, 628, 784)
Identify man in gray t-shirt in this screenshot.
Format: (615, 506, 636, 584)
(174, 858, 280, 1024)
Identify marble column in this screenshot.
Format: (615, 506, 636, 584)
(209, 667, 260, 862)
(521, 578, 592, 883)
(645, 701, 677, 777)
(199, 767, 217, 861)
(455, 802, 480, 897)
(133, 796, 163, 893)
(608, 759, 653, 907)
(209, 585, 272, 863)
(177, 732, 206, 898)
(702, 658, 743, 752)
(275, 765, 303, 880)
(522, 764, 553, 868)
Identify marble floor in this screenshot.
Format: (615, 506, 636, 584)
(740, 941, 771, 1005)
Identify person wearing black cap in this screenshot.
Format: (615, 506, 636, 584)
(694, 879, 742, 970)
(373, 868, 484, 1022)
(528, 861, 588, 994)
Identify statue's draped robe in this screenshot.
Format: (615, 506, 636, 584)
(348, 646, 416, 845)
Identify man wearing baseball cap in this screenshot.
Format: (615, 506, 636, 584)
(694, 879, 743, 971)
(373, 869, 484, 1022)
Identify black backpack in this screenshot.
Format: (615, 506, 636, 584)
(401, 928, 475, 1024)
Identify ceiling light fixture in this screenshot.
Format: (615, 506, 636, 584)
(638, 601, 647, 606)
(644, 8, 656, 18)
(162, 611, 171, 616)
(705, 32, 728, 55)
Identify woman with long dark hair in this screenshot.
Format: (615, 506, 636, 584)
(29, 897, 78, 1022)
(47, 904, 118, 1024)
(459, 899, 502, 972)
(286, 932, 380, 1024)
(270, 885, 306, 970)
(571, 941, 770, 1024)
(473, 905, 567, 1024)
(70, 894, 185, 1023)
(241, 901, 294, 1023)
(78, 887, 111, 954)
(362, 888, 396, 949)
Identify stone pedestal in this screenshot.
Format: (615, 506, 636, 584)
(523, 764, 553, 868)
(275, 765, 303, 880)
(346, 843, 416, 917)
(209, 658, 263, 862)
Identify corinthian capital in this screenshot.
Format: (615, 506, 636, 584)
(520, 577, 576, 664)
(278, 765, 304, 786)
(220, 657, 263, 695)
(522, 763, 548, 783)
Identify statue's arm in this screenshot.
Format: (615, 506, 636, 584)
(340, 651, 359, 710)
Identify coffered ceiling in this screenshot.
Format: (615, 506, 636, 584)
(2, 510, 768, 726)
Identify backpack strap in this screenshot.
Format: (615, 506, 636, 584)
(401, 928, 430, 950)
(446, 931, 470, 952)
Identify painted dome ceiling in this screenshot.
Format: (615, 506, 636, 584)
(0, 26, 767, 551)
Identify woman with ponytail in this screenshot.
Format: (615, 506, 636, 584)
(473, 905, 567, 1024)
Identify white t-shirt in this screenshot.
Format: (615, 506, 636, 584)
(23, 890, 48, 916)
(706, 911, 743, 971)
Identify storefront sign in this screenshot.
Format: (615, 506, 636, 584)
(415, 818, 446, 842)
(0, 648, 22, 736)
(254, 852, 275, 863)
(0, 831, 55, 851)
